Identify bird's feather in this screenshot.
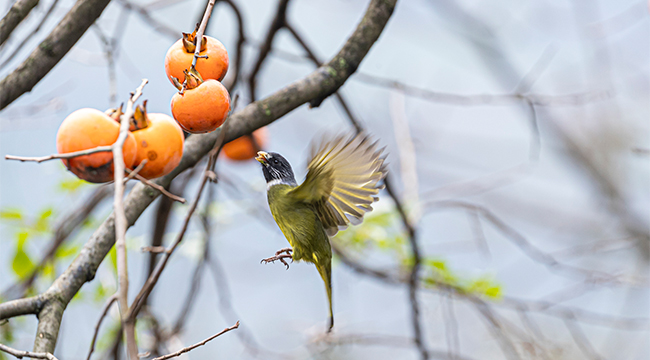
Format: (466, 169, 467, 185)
(289, 134, 388, 236)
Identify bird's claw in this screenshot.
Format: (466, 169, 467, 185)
(261, 248, 294, 269)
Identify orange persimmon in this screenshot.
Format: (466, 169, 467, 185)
(164, 31, 228, 85)
(171, 79, 230, 133)
(223, 128, 268, 161)
(56, 108, 137, 183)
(130, 104, 184, 179)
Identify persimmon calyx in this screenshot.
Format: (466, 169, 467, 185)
(171, 76, 184, 91)
(106, 103, 124, 122)
(178, 66, 204, 92)
(130, 100, 150, 131)
(182, 30, 208, 53)
(171, 66, 204, 93)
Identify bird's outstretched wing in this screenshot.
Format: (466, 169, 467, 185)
(288, 133, 388, 236)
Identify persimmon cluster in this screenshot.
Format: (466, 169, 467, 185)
(55, 29, 269, 184)
(165, 29, 266, 161)
(56, 104, 184, 183)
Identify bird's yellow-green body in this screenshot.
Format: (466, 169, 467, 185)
(256, 134, 387, 332)
(267, 184, 333, 328)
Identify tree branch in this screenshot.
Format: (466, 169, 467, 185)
(113, 79, 148, 360)
(0, 0, 39, 47)
(0, 0, 112, 109)
(0, 343, 58, 360)
(0, 295, 43, 319)
(151, 321, 239, 360)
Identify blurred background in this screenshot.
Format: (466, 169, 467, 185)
(0, 0, 648, 359)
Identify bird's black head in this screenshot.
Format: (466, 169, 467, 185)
(255, 151, 297, 185)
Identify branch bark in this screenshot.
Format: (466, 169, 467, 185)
(0, 0, 39, 47)
(0, 0, 397, 354)
(0, 0, 112, 109)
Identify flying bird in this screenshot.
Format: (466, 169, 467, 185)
(255, 133, 388, 332)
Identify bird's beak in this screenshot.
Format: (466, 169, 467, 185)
(255, 151, 269, 165)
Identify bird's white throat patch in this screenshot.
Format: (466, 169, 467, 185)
(267, 178, 288, 190)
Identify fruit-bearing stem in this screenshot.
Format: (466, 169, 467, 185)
(191, 0, 216, 69)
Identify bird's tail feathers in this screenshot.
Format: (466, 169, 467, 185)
(315, 260, 333, 332)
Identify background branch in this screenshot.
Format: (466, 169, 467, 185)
(0, 0, 113, 109)
(0, 0, 39, 47)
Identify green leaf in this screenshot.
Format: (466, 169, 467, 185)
(109, 245, 117, 272)
(42, 262, 55, 278)
(0, 209, 22, 221)
(58, 178, 87, 193)
(33, 207, 54, 232)
(16, 231, 29, 246)
(38, 208, 54, 221)
(94, 284, 107, 302)
(12, 232, 35, 280)
(12, 249, 34, 280)
(484, 286, 502, 299)
(55, 243, 80, 259)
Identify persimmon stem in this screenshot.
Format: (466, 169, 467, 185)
(191, 0, 216, 70)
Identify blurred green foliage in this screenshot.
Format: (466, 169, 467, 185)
(336, 206, 502, 300)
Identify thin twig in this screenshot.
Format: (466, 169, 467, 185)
(124, 159, 148, 182)
(191, 0, 216, 69)
(284, 22, 428, 358)
(1, 186, 112, 300)
(86, 295, 118, 360)
(219, 0, 245, 90)
(113, 79, 148, 360)
(426, 200, 647, 287)
(140, 246, 170, 254)
(126, 95, 236, 323)
(441, 294, 460, 360)
(152, 321, 239, 360)
(0, 0, 61, 69)
(0, 343, 58, 360)
(564, 317, 605, 360)
(248, 0, 290, 102)
(125, 170, 186, 203)
(5, 146, 113, 163)
(170, 185, 212, 335)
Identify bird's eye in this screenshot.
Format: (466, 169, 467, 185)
(273, 159, 279, 164)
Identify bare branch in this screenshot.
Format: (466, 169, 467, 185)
(190, 0, 215, 69)
(152, 321, 239, 360)
(316, 333, 480, 360)
(218, 0, 245, 90)
(0, 0, 113, 109)
(1, 186, 111, 300)
(248, 0, 290, 102)
(285, 21, 427, 359)
(124, 159, 148, 182)
(86, 295, 118, 360)
(113, 79, 148, 360)
(126, 170, 186, 203)
(140, 246, 171, 254)
(564, 317, 605, 360)
(0, 343, 58, 360)
(0, 0, 39, 47)
(127, 111, 232, 322)
(426, 200, 647, 287)
(0, 0, 61, 68)
(471, 300, 521, 360)
(5, 146, 113, 163)
(0, 295, 43, 320)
